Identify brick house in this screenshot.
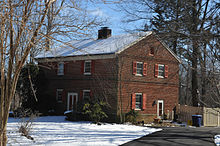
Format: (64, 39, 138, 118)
(36, 27, 180, 122)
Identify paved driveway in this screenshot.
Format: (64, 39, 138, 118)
(122, 127, 220, 146)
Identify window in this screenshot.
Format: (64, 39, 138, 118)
(56, 89, 63, 102)
(57, 62, 64, 75)
(135, 93, 142, 110)
(133, 61, 147, 76)
(83, 90, 91, 101)
(158, 64, 165, 78)
(155, 64, 168, 78)
(131, 93, 146, 110)
(84, 61, 91, 75)
(136, 62, 143, 75)
(149, 47, 154, 56)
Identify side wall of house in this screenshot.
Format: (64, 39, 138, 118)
(118, 35, 179, 122)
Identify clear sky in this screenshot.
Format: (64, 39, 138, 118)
(87, 1, 128, 35)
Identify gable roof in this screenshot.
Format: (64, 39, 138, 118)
(36, 31, 152, 59)
(35, 31, 181, 63)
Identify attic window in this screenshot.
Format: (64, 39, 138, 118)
(149, 47, 154, 56)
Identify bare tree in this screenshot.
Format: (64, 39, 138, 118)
(0, 0, 104, 145)
(118, 0, 220, 107)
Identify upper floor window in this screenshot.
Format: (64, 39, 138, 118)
(136, 62, 143, 75)
(155, 64, 168, 78)
(158, 64, 165, 77)
(56, 89, 63, 102)
(83, 90, 91, 102)
(133, 61, 147, 76)
(84, 61, 91, 75)
(57, 62, 64, 75)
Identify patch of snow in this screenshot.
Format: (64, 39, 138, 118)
(64, 110, 72, 115)
(36, 32, 152, 59)
(7, 116, 161, 146)
(215, 135, 220, 146)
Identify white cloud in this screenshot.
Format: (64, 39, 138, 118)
(89, 8, 107, 17)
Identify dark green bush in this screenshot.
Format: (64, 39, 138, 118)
(82, 101, 108, 124)
(125, 110, 139, 124)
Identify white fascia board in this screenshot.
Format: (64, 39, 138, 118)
(35, 53, 116, 63)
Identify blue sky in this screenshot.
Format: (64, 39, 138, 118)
(87, 2, 128, 35)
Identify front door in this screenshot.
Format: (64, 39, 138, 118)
(157, 100, 164, 118)
(67, 93, 78, 111)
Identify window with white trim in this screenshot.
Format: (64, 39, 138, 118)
(133, 61, 147, 76)
(136, 62, 143, 76)
(84, 61, 91, 75)
(83, 90, 90, 102)
(56, 89, 63, 102)
(57, 62, 64, 75)
(158, 64, 165, 78)
(135, 93, 142, 110)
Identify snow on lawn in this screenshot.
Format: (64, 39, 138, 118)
(7, 116, 161, 146)
(215, 135, 220, 146)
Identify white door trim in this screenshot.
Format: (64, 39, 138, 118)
(67, 93, 78, 111)
(157, 100, 164, 118)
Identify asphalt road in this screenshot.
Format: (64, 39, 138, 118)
(121, 127, 220, 146)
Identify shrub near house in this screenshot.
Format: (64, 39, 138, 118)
(35, 27, 180, 123)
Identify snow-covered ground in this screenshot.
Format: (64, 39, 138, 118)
(7, 116, 161, 146)
(215, 135, 220, 146)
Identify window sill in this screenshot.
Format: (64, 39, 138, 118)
(157, 76, 164, 78)
(57, 74, 64, 76)
(135, 74, 143, 77)
(135, 108, 141, 111)
(84, 73, 91, 75)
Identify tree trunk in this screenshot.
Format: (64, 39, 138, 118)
(191, 0, 199, 107)
(191, 42, 199, 106)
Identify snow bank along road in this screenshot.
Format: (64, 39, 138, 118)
(7, 116, 161, 146)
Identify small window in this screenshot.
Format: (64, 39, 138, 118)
(84, 61, 91, 75)
(56, 89, 63, 102)
(57, 62, 64, 75)
(158, 64, 165, 78)
(135, 93, 142, 110)
(149, 47, 154, 56)
(83, 90, 91, 102)
(136, 62, 143, 76)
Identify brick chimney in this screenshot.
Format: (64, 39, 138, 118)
(98, 27, 111, 39)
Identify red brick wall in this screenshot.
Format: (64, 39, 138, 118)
(39, 58, 119, 114)
(117, 35, 179, 120)
(38, 34, 179, 122)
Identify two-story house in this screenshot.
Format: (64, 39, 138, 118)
(36, 27, 180, 122)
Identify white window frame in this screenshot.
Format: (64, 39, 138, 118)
(57, 62, 64, 75)
(158, 64, 165, 78)
(83, 90, 91, 101)
(84, 60, 91, 75)
(56, 89, 63, 103)
(136, 62, 143, 76)
(135, 93, 142, 110)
